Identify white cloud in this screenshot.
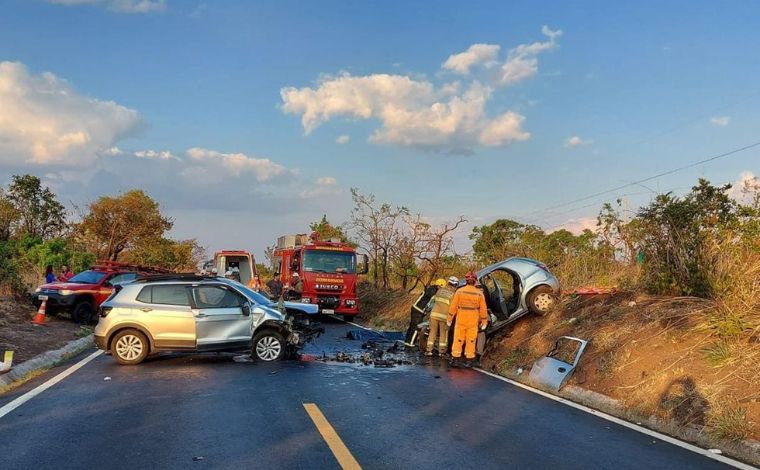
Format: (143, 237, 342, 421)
(135, 149, 177, 160)
(317, 176, 337, 186)
(442, 44, 501, 75)
(185, 147, 288, 182)
(710, 116, 731, 127)
(0, 61, 141, 166)
(281, 76, 529, 152)
(728, 171, 759, 204)
(549, 217, 597, 235)
(46, 0, 167, 13)
(498, 26, 562, 86)
(565, 135, 593, 147)
(336, 135, 350, 145)
(280, 27, 561, 153)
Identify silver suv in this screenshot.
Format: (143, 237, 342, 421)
(94, 276, 321, 365)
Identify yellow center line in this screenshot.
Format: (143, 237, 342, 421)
(303, 403, 362, 470)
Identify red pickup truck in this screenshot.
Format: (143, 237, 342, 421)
(32, 261, 170, 324)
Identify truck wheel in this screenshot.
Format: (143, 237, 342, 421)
(72, 301, 94, 325)
(252, 330, 286, 362)
(528, 285, 556, 316)
(111, 329, 149, 365)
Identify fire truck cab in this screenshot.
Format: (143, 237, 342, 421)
(213, 250, 260, 289)
(272, 233, 368, 320)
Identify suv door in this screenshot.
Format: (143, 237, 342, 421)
(135, 284, 196, 349)
(191, 285, 252, 350)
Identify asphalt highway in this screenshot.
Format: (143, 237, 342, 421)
(0, 319, 738, 470)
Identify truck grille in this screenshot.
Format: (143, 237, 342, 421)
(317, 296, 340, 309)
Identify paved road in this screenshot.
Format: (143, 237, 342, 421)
(0, 319, 736, 470)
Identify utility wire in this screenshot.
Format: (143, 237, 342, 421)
(515, 140, 760, 220)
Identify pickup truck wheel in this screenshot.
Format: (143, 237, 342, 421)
(252, 330, 286, 362)
(528, 285, 556, 316)
(72, 301, 95, 325)
(112, 329, 149, 365)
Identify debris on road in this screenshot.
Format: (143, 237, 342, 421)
(529, 336, 589, 392)
(103, 376, 111, 381)
(311, 330, 418, 368)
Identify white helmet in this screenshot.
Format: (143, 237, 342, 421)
(292, 273, 300, 278)
(448, 276, 459, 286)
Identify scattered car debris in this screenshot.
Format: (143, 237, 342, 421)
(103, 376, 111, 381)
(529, 336, 589, 392)
(708, 449, 723, 455)
(192, 456, 205, 462)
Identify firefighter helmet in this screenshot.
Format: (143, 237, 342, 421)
(433, 278, 447, 288)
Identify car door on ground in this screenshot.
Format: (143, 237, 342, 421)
(191, 284, 252, 350)
(135, 284, 196, 349)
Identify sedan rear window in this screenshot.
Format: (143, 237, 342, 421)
(136, 285, 190, 306)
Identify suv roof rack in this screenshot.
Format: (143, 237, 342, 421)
(134, 273, 218, 283)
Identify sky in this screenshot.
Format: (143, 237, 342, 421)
(0, 0, 758, 259)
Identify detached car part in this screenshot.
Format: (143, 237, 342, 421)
(529, 336, 588, 392)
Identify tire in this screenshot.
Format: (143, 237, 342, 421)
(111, 329, 149, 365)
(252, 330, 286, 362)
(528, 285, 557, 316)
(72, 301, 95, 325)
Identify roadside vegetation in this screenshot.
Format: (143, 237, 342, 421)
(0, 174, 204, 295)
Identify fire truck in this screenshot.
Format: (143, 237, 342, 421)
(272, 233, 368, 320)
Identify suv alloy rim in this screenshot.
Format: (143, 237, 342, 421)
(115, 334, 143, 361)
(256, 336, 282, 361)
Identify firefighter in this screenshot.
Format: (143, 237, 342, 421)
(404, 282, 439, 346)
(425, 276, 458, 356)
(287, 273, 304, 300)
(447, 271, 487, 368)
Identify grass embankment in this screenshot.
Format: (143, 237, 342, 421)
(358, 284, 759, 447)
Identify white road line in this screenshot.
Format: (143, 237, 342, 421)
(344, 320, 373, 331)
(474, 368, 755, 470)
(0, 350, 103, 419)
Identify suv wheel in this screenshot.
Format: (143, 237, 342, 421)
(252, 330, 285, 362)
(72, 301, 95, 325)
(528, 285, 556, 316)
(112, 329, 149, 365)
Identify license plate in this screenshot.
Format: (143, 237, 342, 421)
(39, 295, 49, 301)
(322, 309, 335, 314)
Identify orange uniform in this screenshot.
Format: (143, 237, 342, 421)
(448, 284, 488, 360)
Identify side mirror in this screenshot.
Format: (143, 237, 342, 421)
(241, 303, 251, 316)
(358, 254, 369, 275)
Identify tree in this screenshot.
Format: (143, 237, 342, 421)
(121, 238, 205, 272)
(0, 189, 19, 241)
(349, 188, 408, 289)
(415, 215, 466, 289)
(309, 215, 354, 244)
(6, 175, 66, 239)
(75, 189, 173, 261)
(469, 219, 543, 264)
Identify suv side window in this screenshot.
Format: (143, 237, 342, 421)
(137, 285, 191, 306)
(192, 285, 245, 309)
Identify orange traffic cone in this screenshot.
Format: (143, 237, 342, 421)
(31, 300, 48, 326)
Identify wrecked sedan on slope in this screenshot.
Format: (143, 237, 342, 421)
(94, 275, 321, 365)
(416, 257, 560, 348)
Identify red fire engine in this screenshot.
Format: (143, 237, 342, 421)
(272, 233, 368, 320)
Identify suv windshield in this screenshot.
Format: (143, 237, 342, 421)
(303, 250, 356, 273)
(68, 270, 107, 285)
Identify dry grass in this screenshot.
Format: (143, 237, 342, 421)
(707, 404, 753, 441)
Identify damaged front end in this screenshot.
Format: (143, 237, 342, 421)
(284, 310, 324, 347)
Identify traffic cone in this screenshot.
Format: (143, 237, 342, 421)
(31, 300, 48, 326)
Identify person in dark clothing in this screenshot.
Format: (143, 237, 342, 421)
(44, 265, 56, 284)
(404, 282, 440, 346)
(266, 273, 284, 300)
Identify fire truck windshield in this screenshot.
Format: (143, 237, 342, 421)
(303, 250, 356, 274)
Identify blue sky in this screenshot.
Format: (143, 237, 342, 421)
(1, 0, 758, 257)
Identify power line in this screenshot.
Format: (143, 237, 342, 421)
(515, 140, 760, 220)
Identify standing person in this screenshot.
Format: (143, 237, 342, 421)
(44, 265, 56, 284)
(249, 274, 262, 292)
(266, 273, 283, 300)
(447, 271, 488, 368)
(425, 276, 458, 356)
(57, 265, 74, 282)
(287, 273, 304, 300)
(404, 282, 439, 346)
